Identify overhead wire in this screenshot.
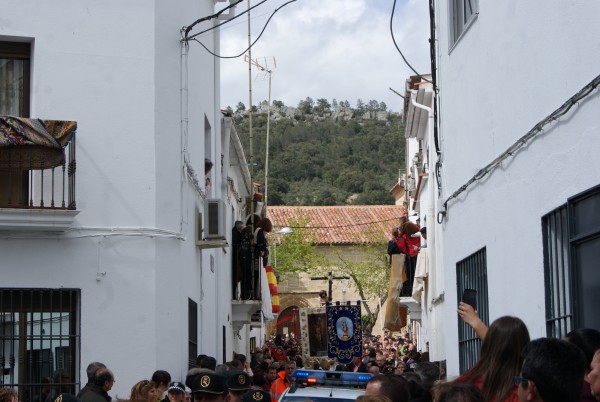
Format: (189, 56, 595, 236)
(443, 73, 600, 212)
(184, 0, 244, 39)
(390, 0, 432, 83)
(188, 0, 297, 59)
(186, 0, 268, 41)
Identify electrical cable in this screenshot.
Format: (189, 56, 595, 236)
(390, 0, 432, 83)
(184, 0, 244, 39)
(189, 0, 296, 59)
(443, 73, 600, 211)
(186, 0, 268, 41)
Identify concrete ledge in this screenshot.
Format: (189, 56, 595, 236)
(0, 208, 79, 232)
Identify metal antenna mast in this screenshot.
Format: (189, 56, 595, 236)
(246, 56, 277, 214)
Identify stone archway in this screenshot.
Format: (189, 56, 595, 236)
(267, 294, 312, 338)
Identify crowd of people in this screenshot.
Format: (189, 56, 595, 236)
(1, 315, 599, 402)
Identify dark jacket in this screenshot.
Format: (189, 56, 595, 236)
(80, 384, 111, 402)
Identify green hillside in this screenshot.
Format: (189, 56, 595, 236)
(230, 98, 405, 206)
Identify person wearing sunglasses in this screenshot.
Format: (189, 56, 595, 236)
(516, 337, 586, 402)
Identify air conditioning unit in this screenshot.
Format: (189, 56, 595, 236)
(205, 199, 226, 239)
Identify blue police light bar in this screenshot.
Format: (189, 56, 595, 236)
(291, 370, 373, 386)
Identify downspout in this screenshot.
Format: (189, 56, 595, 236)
(222, 116, 233, 197)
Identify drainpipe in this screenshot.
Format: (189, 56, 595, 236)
(222, 116, 233, 197)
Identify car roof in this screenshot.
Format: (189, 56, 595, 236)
(280, 385, 365, 400)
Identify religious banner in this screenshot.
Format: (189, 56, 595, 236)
(326, 301, 362, 364)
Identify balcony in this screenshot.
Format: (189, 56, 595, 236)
(231, 243, 265, 330)
(0, 117, 78, 232)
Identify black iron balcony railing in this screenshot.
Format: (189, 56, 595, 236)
(0, 140, 76, 209)
(0, 118, 76, 210)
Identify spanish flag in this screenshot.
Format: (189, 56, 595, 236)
(266, 266, 280, 313)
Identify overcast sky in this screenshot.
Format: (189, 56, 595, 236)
(202, 0, 431, 113)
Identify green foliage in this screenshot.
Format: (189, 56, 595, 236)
(234, 97, 405, 206)
(272, 215, 325, 274)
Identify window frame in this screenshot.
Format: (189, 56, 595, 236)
(449, 0, 479, 51)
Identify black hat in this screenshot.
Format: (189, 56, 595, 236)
(242, 390, 270, 402)
(54, 394, 81, 402)
(168, 382, 186, 394)
(190, 372, 227, 394)
(225, 371, 250, 391)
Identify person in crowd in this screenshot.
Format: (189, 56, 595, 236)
(434, 383, 485, 402)
(250, 373, 267, 391)
(190, 372, 227, 402)
(565, 328, 600, 402)
(455, 316, 530, 402)
(365, 374, 410, 402)
(345, 356, 368, 373)
(387, 228, 401, 265)
(231, 220, 245, 297)
(356, 395, 393, 402)
(225, 372, 250, 402)
(81, 368, 114, 402)
(264, 365, 278, 391)
(270, 360, 296, 402)
(397, 218, 420, 296)
(319, 290, 328, 304)
(152, 371, 171, 400)
(413, 362, 440, 402)
(241, 215, 260, 299)
(588, 349, 600, 401)
(130, 380, 157, 402)
(78, 362, 107, 399)
(517, 337, 586, 402)
(165, 383, 186, 402)
(241, 390, 270, 402)
(0, 388, 18, 402)
(254, 218, 273, 268)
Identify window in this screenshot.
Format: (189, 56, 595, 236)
(0, 289, 80, 400)
(450, 0, 478, 47)
(456, 247, 489, 374)
(543, 184, 600, 337)
(0, 41, 30, 207)
(188, 298, 198, 369)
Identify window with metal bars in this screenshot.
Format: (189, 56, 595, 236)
(0, 289, 79, 401)
(543, 183, 600, 336)
(456, 247, 489, 374)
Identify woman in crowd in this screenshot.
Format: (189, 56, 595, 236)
(0, 388, 18, 402)
(454, 315, 530, 402)
(129, 381, 158, 402)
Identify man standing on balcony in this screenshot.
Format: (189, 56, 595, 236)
(232, 220, 245, 298)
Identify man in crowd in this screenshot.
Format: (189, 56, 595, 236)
(190, 372, 227, 402)
(77, 362, 106, 399)
(587, 349, 600, 401)
(365, 374, 410, 402)
(264, 365, 278, 392)
(81, 368, 114, 402)
(225, 372, 250, 402)
(517, 338, 586, 402)
(270, 360, 296, 402)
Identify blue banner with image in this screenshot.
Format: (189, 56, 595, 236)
(326, 301, 362, 364)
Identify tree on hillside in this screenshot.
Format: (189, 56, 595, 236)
(314, 98, 331, 115)
(298, 97, 314, 114)
(273, 100, 285, 109)
(236, 102, 246, 112)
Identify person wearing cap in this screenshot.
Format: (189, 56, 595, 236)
(190, 372, 227, 402)
(319, 290, 328, 304)
(164, 382, 186, 402)
(225, 372, 250, 402)
(241, 390, 270, 402)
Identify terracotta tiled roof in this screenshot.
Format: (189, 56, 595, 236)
(267, 205, 407, 245)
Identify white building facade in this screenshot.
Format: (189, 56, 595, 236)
(405, 0, 600, 376)
(0, 0, 261, 398)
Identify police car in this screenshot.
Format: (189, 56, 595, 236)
(278, 369, 373, 402)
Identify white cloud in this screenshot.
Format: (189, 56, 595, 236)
(212, 0, 431, 112)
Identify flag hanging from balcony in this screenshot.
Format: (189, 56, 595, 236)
(265, 265, 280, 313)
(326, 301, 362, 364)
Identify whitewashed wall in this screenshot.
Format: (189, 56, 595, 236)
(0, 0, 246, 396)
(435, 1, 600, 376)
